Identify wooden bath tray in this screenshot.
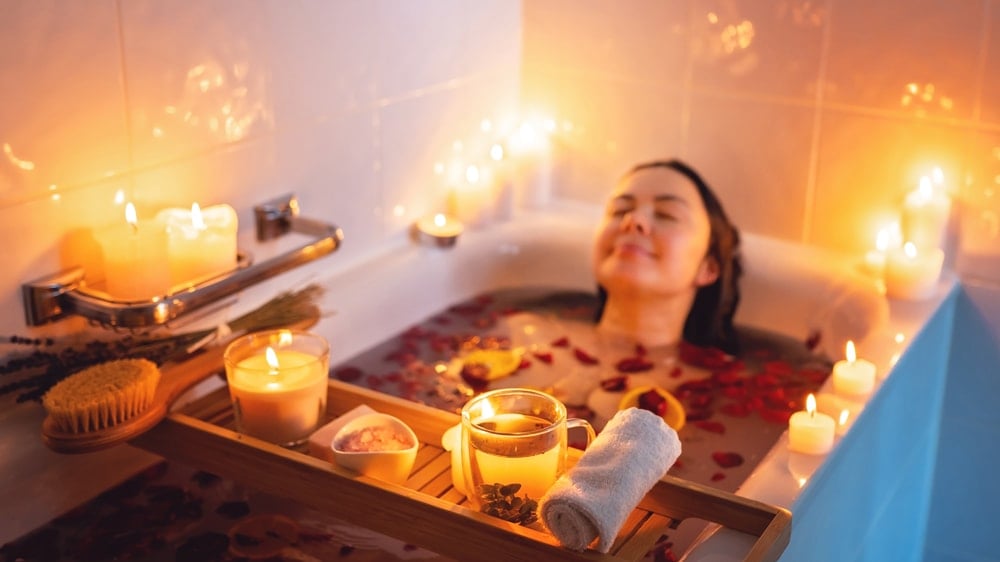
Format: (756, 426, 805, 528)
(130, 379, 791, 562)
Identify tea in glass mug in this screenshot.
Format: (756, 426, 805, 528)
(461, 388, 594, 522)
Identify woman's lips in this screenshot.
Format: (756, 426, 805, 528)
(614, 242, 656, 258)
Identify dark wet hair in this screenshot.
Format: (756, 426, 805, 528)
(595, 159, 743, 355)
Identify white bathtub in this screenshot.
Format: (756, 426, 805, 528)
(0, 201, 954, 559)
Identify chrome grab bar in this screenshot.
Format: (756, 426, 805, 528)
(21, 194, 343, 329)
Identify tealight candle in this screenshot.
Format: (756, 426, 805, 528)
(832, 341, 877, 397)
(901, 174, 951, 251)
(415, 213, 464, 247)
(224, 330, 330, 447)
(788, 394, 835, 455)
(884, 242, 944, 300)
(156, 203, 238, 289)
(94, 202, 170, 300)
(861, 222, 901, 278)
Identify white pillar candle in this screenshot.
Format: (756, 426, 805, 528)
(884, 242, 944, 300)
(788, 394, 835, 455)
(832, 341, 877, 397)
(901, 175, 951, 250)
(224, 330, 329, 447)
(94, 202, 170, 300)
(156, 203, 238, 289)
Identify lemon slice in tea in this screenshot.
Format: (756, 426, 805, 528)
(618, 385, 686, 431)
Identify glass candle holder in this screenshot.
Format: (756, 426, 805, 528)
(223, 329, 329, 447)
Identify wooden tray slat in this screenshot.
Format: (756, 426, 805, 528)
(129, 379, 790, 562)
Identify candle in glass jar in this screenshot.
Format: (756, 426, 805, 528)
(224, 330, 329, 446)
(884, 242, 944, 300)
(788, 394, 835, 455)
(156, 203, 238, 288)
(832, 341, 877, 397)
(94, 202, 170, 300)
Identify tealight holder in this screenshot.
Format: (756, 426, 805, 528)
(414, 213, 464, 248)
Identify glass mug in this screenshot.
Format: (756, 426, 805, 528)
(223, 329, 330, 447)
(461, 388, 595, 520)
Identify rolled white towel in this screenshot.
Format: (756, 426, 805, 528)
(538, 407, 681, 553)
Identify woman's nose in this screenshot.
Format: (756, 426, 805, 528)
(621, 210, 650, 234)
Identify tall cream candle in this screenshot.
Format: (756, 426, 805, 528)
(156, 203, 238, 289)
(95, 202, 170, 300)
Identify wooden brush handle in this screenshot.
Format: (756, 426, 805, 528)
(42, 314, 320, 454)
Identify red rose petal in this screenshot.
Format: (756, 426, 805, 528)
(551, 336, 570, 348)
(532, 351, 554, 364)
(635, 343, 648, 356)
(600, 376, 628, 392)
(720, 402, 751, 417)
(334, 366, 363, 382)
(806, 330, 822, 351)
(693, 421, 726, 434)
(615, 356, 654, 373)
(573, 347, 599, 365)
(711, 451, 744, 468)
(710, 472, 726, 482)
(669, 366, 683, 378)
(518, 359, 531, 370)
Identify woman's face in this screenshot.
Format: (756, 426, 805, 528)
(592, 166, 718, 299)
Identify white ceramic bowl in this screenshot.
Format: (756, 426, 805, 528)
(331, 412, 418, 484)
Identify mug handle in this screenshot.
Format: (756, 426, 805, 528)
(567, 418, 596, 450)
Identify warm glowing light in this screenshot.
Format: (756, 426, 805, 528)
(481, 399, 496, 419)
(277, 330, 293, 346)
(265, 346, 279, 370)
(114, 189, 126, 205)
(903, 242, 918, 258)
(191, 203, 205, 229)
(434, 213, 447, 228)
(895, 333, 906, 344)
(434, 363, 448, 374)
(393, 205, 405, 217)
(797, 477, 808, 488)
(845, 340, 857, 363)
(875, 222, 901, 252)
(907, 83, 919, 95)
(3, 142, 35, 171)
(890, 352, 901, 366)
(490, 143, 505, 161)
(125, 202, 138, 228)
(707, 11, 718, 23)
(932, 167, 944, 185)
(839, 409, 850, 426)
(465, 165, 480, 183)
(806, 393, 817, 416)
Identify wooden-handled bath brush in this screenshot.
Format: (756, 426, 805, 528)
(41, 344, 233, 454)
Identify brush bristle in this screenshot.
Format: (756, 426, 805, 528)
(42, 359, 161, 433)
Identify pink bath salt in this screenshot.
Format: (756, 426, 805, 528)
(337, 426, 413, 452)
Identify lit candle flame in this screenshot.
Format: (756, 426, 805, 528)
(839, 409, 850, 426)
(932, 166, 944, 185)
(125, 202, 138, 234)
(277, 330, 293, 346)
(918, 176, 933, 199)
(903, 241, 918, 258)
(265, 346, 279, 371)
(806, 393, 817, 417)
(845, 340, 857, 363)
(434, 213, 446, 228)
(191, 202, 205, 230)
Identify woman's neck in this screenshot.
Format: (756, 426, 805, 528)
(597, 291, 694, 348)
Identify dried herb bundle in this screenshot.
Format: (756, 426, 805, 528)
(478, 483, 539, 526)
(0, 284, 325, 403)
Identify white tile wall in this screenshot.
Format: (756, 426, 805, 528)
(0, 0, 997, 338)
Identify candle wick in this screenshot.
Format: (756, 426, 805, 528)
(129, 222, 138, 235)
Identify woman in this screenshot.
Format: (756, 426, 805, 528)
(592, 159, 742, 355)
